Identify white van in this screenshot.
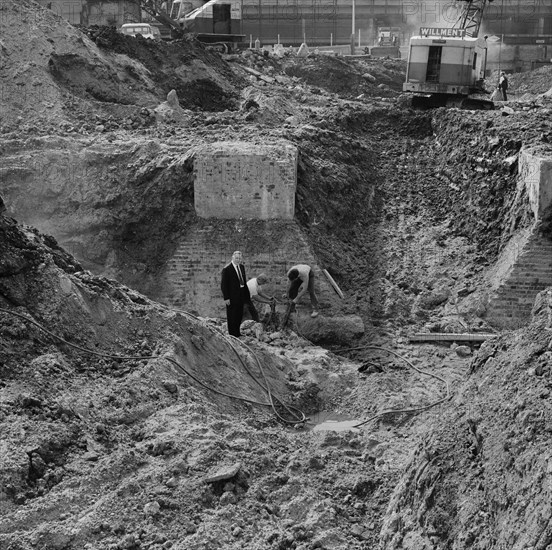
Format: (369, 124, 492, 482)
(120, 23, 155, 40)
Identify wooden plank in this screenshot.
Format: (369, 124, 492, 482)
(241, 66, 262, 77)
(322, 269, 344, 299)
(408, 333, 498, 343)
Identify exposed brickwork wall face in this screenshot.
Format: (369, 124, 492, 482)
(519, 148, 552, 220)
(487, 233, 552, 329)
(156, 219, 338, 318)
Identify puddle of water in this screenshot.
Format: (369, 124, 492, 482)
(307, 411, 361, 432)
(312, 419, 361, 432)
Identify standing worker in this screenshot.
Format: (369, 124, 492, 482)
(286, 264, 319, 318)
(221, 251, 251, 338)
(499, 71, 509, 101)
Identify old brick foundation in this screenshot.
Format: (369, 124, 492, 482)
(485, 147, 552, 329)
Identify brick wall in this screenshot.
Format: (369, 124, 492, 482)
(155, 218, 341, 318)
(486, 228, 552, 329)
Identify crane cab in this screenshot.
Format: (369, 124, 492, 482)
(404, 33, 488, 96)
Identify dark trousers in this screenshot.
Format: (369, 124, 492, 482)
(226, 288, 250, 337)
(243, 300, 259, 322)
(288, 272, 319, 309)
(226, 302, 243, 337)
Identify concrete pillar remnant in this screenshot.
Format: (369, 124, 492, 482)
(193, 141, 298, 220)
(519, 147, 552, 221)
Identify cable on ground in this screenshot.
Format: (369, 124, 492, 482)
(0, 306, 306, 424)
(333, 345, 452, 428)
(154, 303, 306, 424)
(226, 335, 306, 424)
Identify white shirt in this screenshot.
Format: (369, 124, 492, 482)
(247, 278, 259, 297)
(232, 262, 244, 287)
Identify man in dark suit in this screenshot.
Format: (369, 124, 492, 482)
(221, 250, 251, 337)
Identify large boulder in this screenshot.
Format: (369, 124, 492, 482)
(297, 314, 364, 346)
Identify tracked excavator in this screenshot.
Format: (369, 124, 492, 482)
(403, 0, 494, 109)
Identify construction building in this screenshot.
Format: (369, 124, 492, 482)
(37, 0, 552, 69)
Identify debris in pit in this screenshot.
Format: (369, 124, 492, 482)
(408, 332, 497, 343)
(358, 361, 383, 374)
(204, 462, 242, 483)
(312, 419, 361, 432)
(204, 462, 249, 500)
(143, 501, 160, 516)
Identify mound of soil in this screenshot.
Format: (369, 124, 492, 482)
(508, 64, 552, 97)
(0, 1, 244, 133)
(281, 55, 405, 97)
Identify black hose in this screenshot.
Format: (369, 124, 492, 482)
(155, 304, 306, 424)
(0, 306, 306, 423)
(227, 335, 306, 424)
(333, 345, 452, 428)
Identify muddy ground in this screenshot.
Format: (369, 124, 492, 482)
(2, 1, 552, 549)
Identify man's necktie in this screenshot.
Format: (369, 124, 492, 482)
(236, 265, 244, 286)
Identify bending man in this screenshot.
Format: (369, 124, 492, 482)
(247, 273, 274, 306)
(247, 273, 275, 323)
(286, 264, 319, 318)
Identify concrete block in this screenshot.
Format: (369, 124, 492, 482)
(519, 147, 552, 220)
(193, 141, 298, 220)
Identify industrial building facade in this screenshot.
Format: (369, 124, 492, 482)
(37, 0, 552, 60)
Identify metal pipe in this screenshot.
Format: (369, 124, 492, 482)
(350, 0, 356, 54)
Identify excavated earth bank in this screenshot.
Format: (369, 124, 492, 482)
(2, 1, 552, 549)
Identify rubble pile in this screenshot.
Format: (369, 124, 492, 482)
(508, 63, 552, 97)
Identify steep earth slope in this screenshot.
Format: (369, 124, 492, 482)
(380, 293, 552, 550)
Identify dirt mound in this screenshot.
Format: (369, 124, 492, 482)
(281, 55, 405, 98)
(0, 2, 243, 132)
(507, 64, 552, 97)
(77, 26, 243, 111)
